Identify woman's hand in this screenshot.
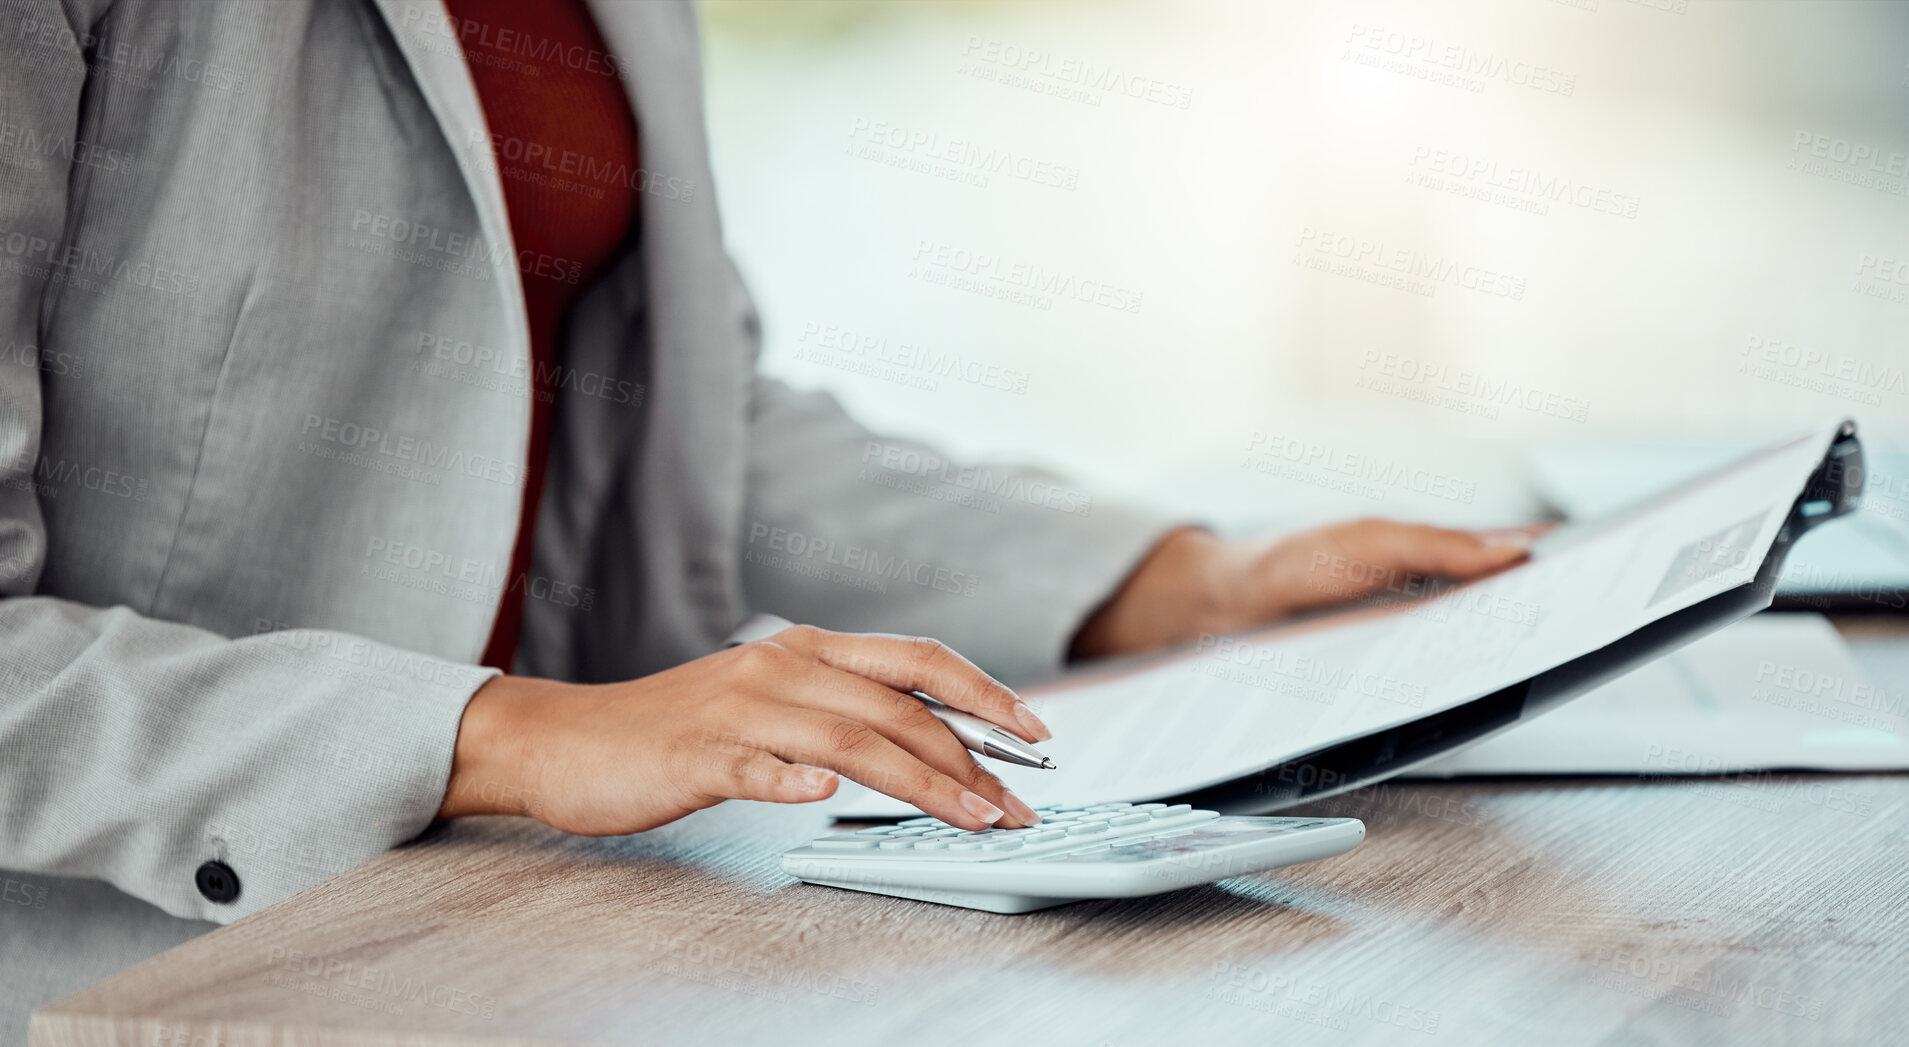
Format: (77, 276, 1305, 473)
(437, 625, 1049, 833)
(1071, 519, 1539, 659)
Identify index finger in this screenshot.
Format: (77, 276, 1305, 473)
(769, 626, 1051, 742)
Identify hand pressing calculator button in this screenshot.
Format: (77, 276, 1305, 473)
(781, 803, 1364, 913)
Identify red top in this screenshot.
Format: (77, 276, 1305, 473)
(442, 0, 640, 671)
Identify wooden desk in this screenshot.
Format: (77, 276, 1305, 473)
(33, 622, 1909, 1047)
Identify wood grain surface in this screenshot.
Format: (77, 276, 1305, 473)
(31, 623, 1909, 1047)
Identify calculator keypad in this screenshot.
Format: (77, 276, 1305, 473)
(798, 802, 1221, 861)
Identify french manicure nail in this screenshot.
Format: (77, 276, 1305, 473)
(1001, 792, 1041, 826)
(959, 791, 1005, 825)
(1013, 701, 1052, 741)
(802, 767, 838, 791)
(1479, 529, 1535, 550)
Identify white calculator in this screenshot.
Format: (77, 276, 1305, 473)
(780, 802, 1365, 913)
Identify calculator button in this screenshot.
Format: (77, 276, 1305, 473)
(948, 840, 986, 851)
(812, 839, 880, 851)
(1025, 829, 1067, 843)
(878, 839, 917, 850)
(1108, 813, 1152, 826)
(981, 838, 1025, 851)
(898, 816, 938, 827)
(1086, 803, 1131, 812)
(1155, 804, 1192, 817)
(1066, 822, 1109, 835)
(913, 839, 950, 850)
(854, 825, 895, 835)
(890, 826, 935, 837)
(922, 827, 965, 838)
(1132, 803, 1166, 811)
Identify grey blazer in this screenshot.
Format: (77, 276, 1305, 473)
(0, 0, 1171, 945)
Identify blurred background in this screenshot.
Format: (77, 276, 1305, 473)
(697, 0, 1909, 534)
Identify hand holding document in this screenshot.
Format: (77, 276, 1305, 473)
(828, 423, 1852, 817)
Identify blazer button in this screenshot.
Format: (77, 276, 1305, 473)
(195, 860, 241, 904)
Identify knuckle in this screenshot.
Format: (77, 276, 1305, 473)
(731, 640, 786, 674)
(908, 635, 953, 669)
(963, 762, 1002, 791)
(723, 752, 760, 790)
(780, 623, 826, 647)
(824, 719, 876, 756)
(892, 695, 941, 732)
(907, 765, 944, 797)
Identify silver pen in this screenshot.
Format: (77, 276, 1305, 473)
(908, 692, 1056, 769)
(724, 613, 1058, 770)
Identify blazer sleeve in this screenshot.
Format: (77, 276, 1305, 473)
(742, 373, 1178, 685)
(0, 0, 493, 923)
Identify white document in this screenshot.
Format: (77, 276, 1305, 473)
(1408, 613, 1908, 777)
(1529, 442, 1909, 596)
(826, 424, 1845, 818)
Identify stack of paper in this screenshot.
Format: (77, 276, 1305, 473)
(1410, 612, 1905, 777)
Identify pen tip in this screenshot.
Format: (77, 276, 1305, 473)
(1040, 758, 1057, 770)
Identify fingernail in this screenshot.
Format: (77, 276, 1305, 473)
(1013, 701, 1052, 742)
(1479, 529, 1535, 550)
(958, 791, 1005, 825)
(1001, 792, 1041, 826)
(801, 767, 838, 792)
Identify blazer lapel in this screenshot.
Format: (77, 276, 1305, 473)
(366, 0, 532, 384)
(584, 0, 755, 643)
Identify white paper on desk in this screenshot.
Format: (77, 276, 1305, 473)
(824, 424, 1846, 818)
(1407, 613, 1908, 777)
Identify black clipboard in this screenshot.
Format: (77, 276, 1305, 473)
(1174, 420, 1868, 815)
